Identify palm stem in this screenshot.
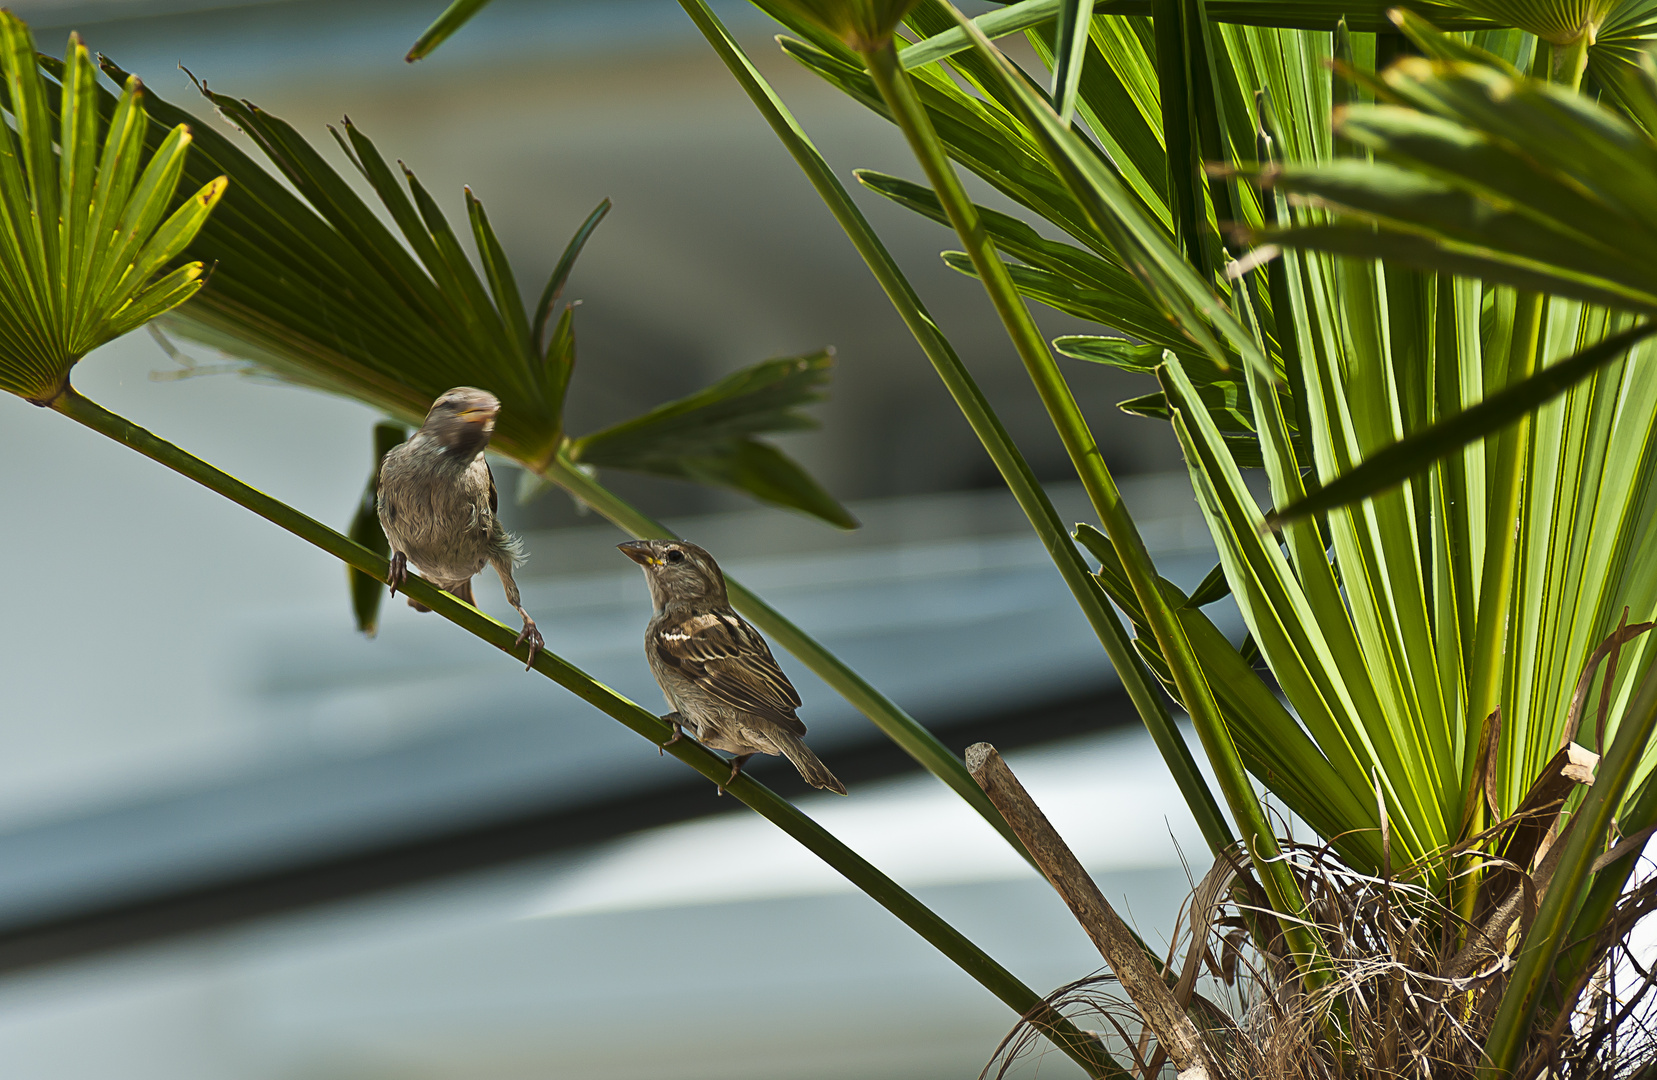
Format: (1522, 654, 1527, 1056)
(676, 0, 1234, 857)
(1554, 31, 1591, 91)
(860, 35, 1326, 982)
(50, 384, 1122, 1080)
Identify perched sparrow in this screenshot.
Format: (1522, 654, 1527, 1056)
(619, 539, 846, 796)
(377, 387, 543, 668)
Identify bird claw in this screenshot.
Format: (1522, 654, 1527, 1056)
(658, 715, 685, 756)
(387, 552, 408, 596)
(515, 620, 544, 671)
(716, 754, 753, 797)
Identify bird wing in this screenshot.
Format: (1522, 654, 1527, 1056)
(486, 460, 499, 516)
(654, 610, 807, 734)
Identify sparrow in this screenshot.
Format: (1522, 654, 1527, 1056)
(377, 387, 543, 668)
(618, 539, 846, 796)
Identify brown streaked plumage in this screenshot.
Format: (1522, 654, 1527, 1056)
(376, 387, 543, 668)
(618, 538, 846, 795)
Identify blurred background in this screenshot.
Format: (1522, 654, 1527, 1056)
(0, 1, 1232, 1076)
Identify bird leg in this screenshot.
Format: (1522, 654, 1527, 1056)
(658, 713, 686, 755)
(717, 754, 754, 797)
(491, 557, 543, 670)
(387, 551, 409, 596)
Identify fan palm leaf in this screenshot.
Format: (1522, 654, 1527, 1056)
(0, 16, 223, 404)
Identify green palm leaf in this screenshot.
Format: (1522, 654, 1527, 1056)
(81, 64, 854, 526)
(570, 352, 860, 529)
(0, 17, 223, 404)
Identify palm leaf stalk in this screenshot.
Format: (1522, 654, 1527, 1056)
(47, 386, 1122, 1080)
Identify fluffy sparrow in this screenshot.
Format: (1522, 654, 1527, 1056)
(377, 387, 543, 667)
(619, 539, 846, 795)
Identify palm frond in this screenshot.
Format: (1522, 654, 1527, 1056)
(78, 63, 854, 526)
(0, 18, 223, 403)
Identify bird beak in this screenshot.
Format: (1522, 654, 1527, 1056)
(457, 403, 499, 425)
(617, 541, 661, 567)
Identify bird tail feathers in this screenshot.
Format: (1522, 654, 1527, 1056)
(775, 732, 847, 795)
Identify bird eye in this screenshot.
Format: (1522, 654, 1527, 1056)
(666, 549, 685, 563)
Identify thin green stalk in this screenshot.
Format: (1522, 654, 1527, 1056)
(50, 385, 1123, 1080)
(862, 34, 1326, 981)
(677, 0, 1233, 857)
(544, 450, 1033, 862)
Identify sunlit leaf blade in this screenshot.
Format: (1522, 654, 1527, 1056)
(58, 32, 95, 317)
(542, 302, 577, 445)
(1238, 224, 1657, 313)
(902, 0, 1060, 68)
(1053, 334, 1166, 369)
(466, 187, 532, 360)
(1052, 0, 1097, 121)
(570, 352, 858, 528)
(1074, 520, 1382, 868)
(117, 174, 227, 309)
(0, 16, 221, 403)
(105, 262, 207, 339)
(347, 421, 408, 636)
(532, 198, 610, 352)
(406, 0, 497, 62)
(1267, 320, 1657, 524)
